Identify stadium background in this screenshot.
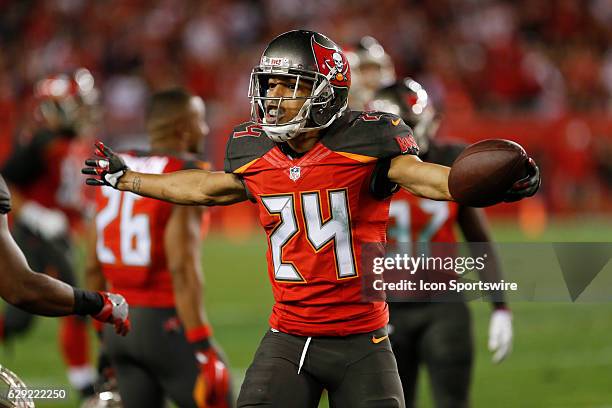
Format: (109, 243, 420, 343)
(0, 0, 611, 406)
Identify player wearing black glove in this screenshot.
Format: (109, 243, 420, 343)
(503, 158, 541, 202)
(82, 141, 129, 188)
(0, 175, 130, 333)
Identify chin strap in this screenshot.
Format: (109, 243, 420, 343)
(262, 68, 340, 143)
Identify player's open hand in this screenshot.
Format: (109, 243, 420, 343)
(193, 345, 232, 408)
(93, 292, 131, 336)
(488, 308, 513, 363)
(503, 157, 541, 202)
(82, 141, 128, 188)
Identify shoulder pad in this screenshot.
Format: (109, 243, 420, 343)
(0, 175, 11, 214)
(426, 141, 467, 167)
(322, 111, 419, 159)
(224, 122, 275, 173)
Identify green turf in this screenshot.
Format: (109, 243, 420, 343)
(2, 219, 612, 407)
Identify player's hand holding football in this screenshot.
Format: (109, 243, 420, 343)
(82, 141, 128, 188)
(488, 308, 513, 363)
(188, 326, 231, 408)
(503, 157, 540, 202)
(93, 292, 131, 336)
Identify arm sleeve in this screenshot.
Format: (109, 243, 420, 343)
(224, 123, 274, 174)
(373, 114, 420, 159)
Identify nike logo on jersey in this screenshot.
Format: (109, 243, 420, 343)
(391, 118, 401, 126)
(371, 335, 388, 344)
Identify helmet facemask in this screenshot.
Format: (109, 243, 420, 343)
(248, 68, 346, 143)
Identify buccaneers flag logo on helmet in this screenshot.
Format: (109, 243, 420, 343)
(311, 36, 351, 88)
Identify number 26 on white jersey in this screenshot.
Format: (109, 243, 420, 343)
(96, 187, 151, 266)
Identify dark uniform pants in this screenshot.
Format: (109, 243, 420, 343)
(104, 307, 201, 408)
(238, 327, 404, 408)
(388, 303, 473, 408)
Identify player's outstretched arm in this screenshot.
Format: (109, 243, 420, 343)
(0, 176, 130, 334)
(388, 151, 541, 205)
(82, 142, 247, 206)
(388, 154, 453, 201)
(0, 214, 130, 334)
(0, 214, 74, 315)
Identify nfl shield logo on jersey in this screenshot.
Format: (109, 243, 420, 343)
(289, 166, 301, 181)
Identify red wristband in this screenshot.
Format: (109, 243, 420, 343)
(92, 319, 104, 333)
(186, 324, 213, 343)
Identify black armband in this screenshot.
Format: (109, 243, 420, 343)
(370, 158, 398, 200)
(73, 288, 104, 316)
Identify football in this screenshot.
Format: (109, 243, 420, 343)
(448, 139, 529, 207)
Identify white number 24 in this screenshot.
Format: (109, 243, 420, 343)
(261, 190, 357, 282)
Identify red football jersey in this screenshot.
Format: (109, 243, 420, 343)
(385, 142, 465, 301)
(95, 151, 208, 307)
(388, 192, 459, 244)
(225, 111, 418, 336)
(388, 142, 465, 244)
(1, 130, 87, 223)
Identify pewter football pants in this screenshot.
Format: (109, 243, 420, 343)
(388, 302, 473, 408)
(238, 327, 405, 408)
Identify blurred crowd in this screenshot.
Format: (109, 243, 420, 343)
(0, 0, 611, 214)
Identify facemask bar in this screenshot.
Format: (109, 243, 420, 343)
(248, 69, 334, 127)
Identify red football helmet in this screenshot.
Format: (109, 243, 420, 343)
(368, 78, 439, 154)
(34, 68, 100, 133)
(249, 30, 351, 142)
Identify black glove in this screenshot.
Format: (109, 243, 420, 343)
(0, 175, 11, 214)
(503, 158, 540, 202)
(82, 141, 128, 188)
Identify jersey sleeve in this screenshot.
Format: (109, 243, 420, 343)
(224, 122, 275, 174)
(0, 175, 11, 214)
(323, 111, 419, 160)
(370, 113, 420, 159)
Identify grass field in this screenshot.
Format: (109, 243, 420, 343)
(2, 218, 612, 407)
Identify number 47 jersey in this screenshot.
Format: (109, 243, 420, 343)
(225, 111, 419, 336)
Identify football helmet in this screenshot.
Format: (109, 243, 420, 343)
(249, 30, 351, 142)
(0, 365, 34, 408)
(346, 36, 395, 110)
(368, 78, 438, 154)
(34, 68, 100, 133)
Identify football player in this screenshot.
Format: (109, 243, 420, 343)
(82, 30, 539, 408)
(0, 174, 129, 331)
(369, 78, 522, 408)
(1, 69, 100, 396)
(85, 88, 232, 408)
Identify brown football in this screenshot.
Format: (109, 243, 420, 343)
(448, 139, 529, 207)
